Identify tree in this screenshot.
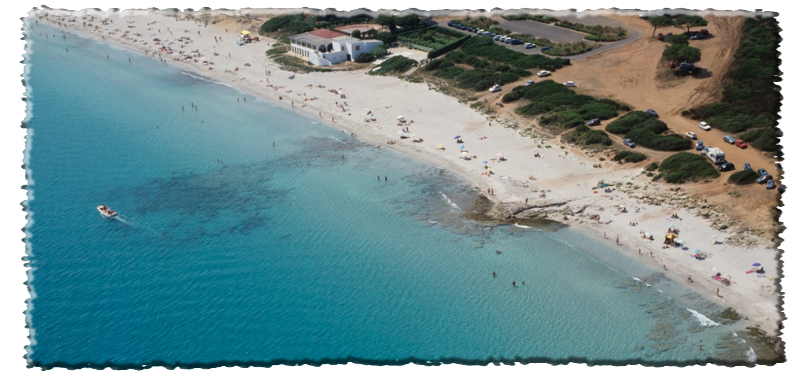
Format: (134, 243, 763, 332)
(648, 16, 674, 37)
(675, 15, 708, 34)
(662, 44, 701, 64)
(663, 33, 690, 45)
(375, 14, 397, 33)
(366, 28, 378, 37)
(351, 29, 361, 38)
(376, 32, 396, 45)
(397, 14, 421, 29)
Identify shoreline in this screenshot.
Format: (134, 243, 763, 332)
(28, 9, 782, 346)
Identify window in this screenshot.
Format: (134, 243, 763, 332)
(356, 45, 360, 51)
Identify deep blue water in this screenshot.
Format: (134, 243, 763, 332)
(24, 23, 754, 366)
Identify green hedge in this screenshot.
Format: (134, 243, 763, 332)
(658, 152, 720, 183)
(625, 128, 691, 151)
(459, 37, 570, 70)
(427, 34, 471, 58)
(728, 170, 760, 185)
(605, 111, 668, 134)
(740, 128, 780, 151)
(613, 151, 647, 163)
(564, 125, 613, 146)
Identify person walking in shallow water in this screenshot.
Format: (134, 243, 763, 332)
(492, 271, 496, 278)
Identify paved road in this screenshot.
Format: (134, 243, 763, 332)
(497, 19, 586, 43)
(435, 19, 642, 61)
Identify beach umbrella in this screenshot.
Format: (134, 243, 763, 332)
(459, 144, 465, 150)
(461, 150, 469, 154)
(397, 115, 404, 119)
(693, 249, 701, 253)
(665, 233, 677, 239)
(241, 30, 251, 35)
(496, 152, 504, 156)
(454, 135, 461, 139)
(482, 160, 488, 164)
(752, 262, 761, 267)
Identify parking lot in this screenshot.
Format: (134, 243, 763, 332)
(497, 19, 587, 43)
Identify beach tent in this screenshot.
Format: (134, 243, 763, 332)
(664, 233, 677, 245)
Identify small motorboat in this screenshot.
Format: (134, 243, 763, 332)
(97, 205, 118, 218)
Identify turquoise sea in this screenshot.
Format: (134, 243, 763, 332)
(24, 23, 763, 367)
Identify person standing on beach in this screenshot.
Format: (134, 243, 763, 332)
(716, 288, 720, 297)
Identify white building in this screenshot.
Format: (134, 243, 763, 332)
(289, 29, 383, 66)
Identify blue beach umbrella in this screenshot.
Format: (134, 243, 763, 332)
(482, 160, 488, 164)
(693, 249, 701, 253)
(454, 135, 461, 139)
(459, 144, 465, 150)
(752, 262, 761, 267)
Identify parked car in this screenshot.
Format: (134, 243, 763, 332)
(587, 118, 601, 126)
(723, 135, 736, 144)
(766, 180, 775, 189)
(735, 139, 748, 149)
(690, 33, 706, 40)
(623, 138, 636, 148)
(685, 131, 698, 139)
(510, 39, 524, 45)
(504, 37, 512, 43)
(524, 80, 535, 86)
(744, 162, 752, 171)
(537, 70, 551, 77)
(647, 109, 658, 117)
(778, 185, 786, 194)
(541, 46, 552, 51)
(489, 84, 501, 93)
(757, 174, 772, 184)
(457, 25, 467, 30)
(699, 121, 711, 130)
(494, 35, 502, 41)
(525, 43, 536, 49)
(696, 141, 704, 151)
(778, 161, 795, 172)
(448, 21, 455, 27)
(484, 32, 495, 37)
(564, 81, 576, 87)
(717, 162, 735, 172)
(639, 12, 650, 19)
(467, 27, 477, 32)
(700, 146, 710, 154)
(757, 168, 768, 177)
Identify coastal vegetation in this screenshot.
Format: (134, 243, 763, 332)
(655, 152, 719, 183)
(612, 150, 647, 163)
(507, 80, 627, 130)
(395, 26, 471, 58)
(563, 125, 613, 146)
(369, 55, 416, 76)
(260, 13, 316, 35)
(458, 37, 570, 70)
(424, 52, 531, 91)
(606, 111, 691, 151)
(728, 170, 760, 185)
(683, 17, 782, 156)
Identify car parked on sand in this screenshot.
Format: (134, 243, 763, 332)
(700, 146, 710, 154)
(744, 163, 752, 171)
(647, 109, 658, 117)
(778, 185, 786, 194)
(564, 81, 576, 87)
(587, 118, 601, 126)
(757, 174, 772, 184)
(723, 135, 736, 144)
(696, 141, 704, 151)
(525, 43, 536, 49)
(685, 132, 697, 139)
(699, 122, 711, 130)
(778, 161, 795, 172)
(717, 162, 735, 172)
(525, 80, 535, 86)
(623, 138, 636, 148)
(735, 139, 748, 149)
(489, 84, 501, 93)
(537, 70, 551, 77)
(757, 168, 768, 177)
(766, 180, 775, 189)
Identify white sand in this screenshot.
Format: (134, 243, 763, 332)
(32, 9, 781, 336)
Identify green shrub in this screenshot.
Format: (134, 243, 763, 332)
(729, 170, 760, 185)
(428, 35, 471, 59)
(658, 152, 719, 183)
(663, 33, 690, 45)
(502, 90, 523, 103)
(354, 53, 376, 63)
(613, 151, 647, 163)
(563, 125, 612, 146)
(260, 14, 314, 35)
(740, 128, 781, 152)
(370, 55, 416, 76)
(605, 111, 659, 134)
(645, 162, 659, 171)
(625, 129, 691, 151)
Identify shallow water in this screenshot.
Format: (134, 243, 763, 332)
(24, 23, 755, 367)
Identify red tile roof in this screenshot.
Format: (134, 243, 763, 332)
(308, 29, 350, 40)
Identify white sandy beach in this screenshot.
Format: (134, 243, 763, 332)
(31, 8, 781, 337)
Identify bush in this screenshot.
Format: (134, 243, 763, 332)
(459, 37, 570, 70)
(370, 55, 416, 76)
(354, 53, 376, 63)
(625, 128, 691, 151)
(662, 43, 702, 63)
(564, 125, 612, 146)
(427, 35, 471, 59)
(728, 170, 760, 185)
(740, 128, 781, 152)
(606, 111, 661, 134)
(658, 152, 719, 183)
(502, 90, 523, 103)
(260, 14, 314, 35)
(645, 162, 659, 171)
(663, 33, 690, 45)
(613, 151, 647, 163)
